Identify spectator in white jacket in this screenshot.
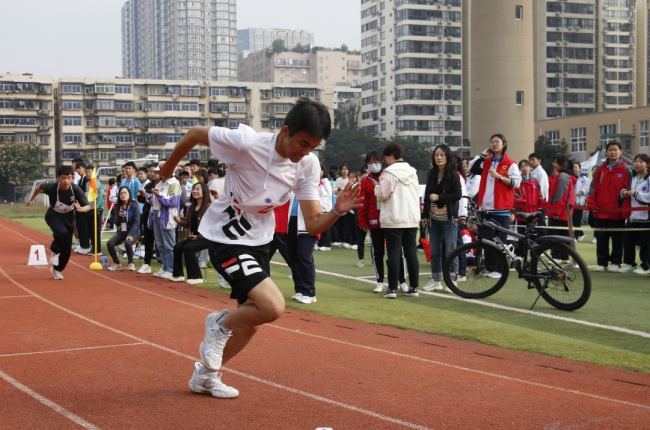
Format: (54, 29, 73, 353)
(528, 153, 549, 202)
(621, 154, 650, 275)
(573, 162, 591, 241)
(375, 143, 421, 299)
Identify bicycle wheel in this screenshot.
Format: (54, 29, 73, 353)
(530, 242, 591, 311)
(442, 241, 509, 299)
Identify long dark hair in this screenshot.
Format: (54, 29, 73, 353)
(428, 144, 457, 186)
(190, 182, 211, 218)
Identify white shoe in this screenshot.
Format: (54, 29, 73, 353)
(77, 247, 91, 255)
(342, 243, 351, 249)
(127, 263, 136, 271)
(50, 267, 64, 280)
(50, 253, 60, 266)
(152, 269, 166, 278)
(399, 282, 410, 293)
(422, 280, 438, 292)
(200, 310, 231, 370)
(456, 276, 467, 282)
(593, 265, 607, 272)
(159, 271, 173, 280)
(170, 275, 185, 282)
(318, 246, 331, 251)
(107, 264, 123, 271)
(351, 244, 358, 250)
(137, 264, 152, 274)
(632, 267, 650, 275)
(291, 293, 303, 301)
(373, 282, 384, 293)
(356, 260, 365, 267)
(486, 271, 502, 279)
(383, 289, 397, 299)
(199, 261, 208, 269)
(591, 238, 597, 244)
(187, 278, 204, 285)
(294, 294, 317, 304)
(607, 264, 621, 272)
(218, 275, 230, 289)
(314, 244, 319, 251)
(576, 236, 584, 242)
(332, 242, 341, 246)
(618, 264, 635, 273)
(188, 362, 239, 399)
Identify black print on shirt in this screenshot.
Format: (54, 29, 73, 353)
(222, 204, 252, 240)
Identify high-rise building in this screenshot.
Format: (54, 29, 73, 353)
(237, 28, 314, 58)
(360, 0, 465, 152)
(121, 0, 238, 81)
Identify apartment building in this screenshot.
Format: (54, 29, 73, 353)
(239, 49, 361, 87)
(55, 77, 355, 167)
(0, 74, 56, 176)
(535, 0, 649, 120)
(121, 0, 238, 81)
(238, 28, 314, 58)
(536, 105, 650, 160)
(360, 0, 466, 153)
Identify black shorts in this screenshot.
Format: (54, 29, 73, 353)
(208, 241, 271, 304)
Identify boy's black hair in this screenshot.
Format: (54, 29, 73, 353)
(382, 143, 404, 160)
(56, 165, 74, 177)
(283, 98, 331, 140)
(122, 161, 137, 169)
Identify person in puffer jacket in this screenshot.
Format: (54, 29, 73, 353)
(620, 154, 650, 275)
(375, 143, 421, 299)
(587, 141, 631, 272)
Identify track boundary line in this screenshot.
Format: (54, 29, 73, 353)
(0, 369, 100, 430)
(0, 295, 34, 300)
(270, 261, 650, 339)
(0, 266, 430, 430)
(0, 343, 145, 358)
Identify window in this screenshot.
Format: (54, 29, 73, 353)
(570, 127, 587, 153)
(599, 124, 617, 148)
(640, 121, 649, 148)
(545, 130, 560, 146)
(63, 134, 82, 144)
(63, 116, 82, 126)
(515, 5, 523, 20)
(516, 90, 524, 106)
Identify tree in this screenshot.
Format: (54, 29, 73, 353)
(534, 135, 568, 173)
(340, 44, 349, 53)
(320, 129, 383, 172)
(0, 143, 47, 201)
(271, 38, 286, 53)
(293, 43, 308, 53)
(333, 102, 360, 130)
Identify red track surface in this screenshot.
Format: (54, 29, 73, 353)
(1, 217, 649, 429)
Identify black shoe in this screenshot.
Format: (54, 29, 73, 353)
(405, 287, 419, 297)
(383, 289, 397, 299)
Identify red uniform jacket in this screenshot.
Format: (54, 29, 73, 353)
(358, 173, 381, 230)
(587, 161, 631, 220)
(546, 172, 575, 222)
(476, 154, 516, 210)
(514, 177, 542, 221)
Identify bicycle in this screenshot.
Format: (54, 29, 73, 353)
(442, 201, 591, 311)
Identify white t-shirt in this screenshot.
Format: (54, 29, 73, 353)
(208, 177, 226, 200)
(199, 124, 320, 246)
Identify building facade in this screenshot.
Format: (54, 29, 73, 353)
(360, 0, 465, 152)
(238, 49, 361, 87)
(121, 0, 238, 81)
(536, 106, 650, 160)
(0, 74, 56, 176)
(237, 28, 314, 58)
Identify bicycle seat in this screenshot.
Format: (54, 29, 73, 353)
(515, 211, 544, 225)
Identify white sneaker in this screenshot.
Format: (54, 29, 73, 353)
(137, 264, 152, 274)
(170, 275, 185, 282)
(314, 243, 319, 251)
(456, 276, 467, 282)
(127, 263, 136, 271)
(188, 362, 239, 399)
(152, 269, 166, 278)
(294, 294, 317, 304)
(632, 267, 650, 275)
(218, 275, 230, 289)
(618, 264, 635, 273)
(318, 246, 331, 251)
(351, 244, 358, 250)
(422, 280, 437, 292)
(199, 261, 208, 269)
(159, 271, 173, 280)
(399, 282, 410, 293)
(607, 264, 621, 272)
(356, 260, 365, 267)
(342, 243, 352, 249)
(291, 293, 303, 301)
(486, 271, 502, 279)
(50, 267, 64, 280)
(200, 310, 231, 370)
(50, 253, 60, 267)
(383, 289, 397, 299)
(591, 238, 597, 244)
(107, 264, 123, 271)
(332, 242, 341, 247)
(593, 265, 606, 272)
(77, 247, 91, 255)
(187, 278, 204, 285)
(372, 282, 384, 293)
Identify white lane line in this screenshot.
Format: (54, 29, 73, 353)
(0, 342, 144, 358)
(2, 225, 649, 412)
(0, 266, 429, 430)
(0, 295, 34, 299)
(270, 261, 650, 339)
(0, 369, 100, 430)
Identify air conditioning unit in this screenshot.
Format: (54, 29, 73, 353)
(127, 126, 133, 131)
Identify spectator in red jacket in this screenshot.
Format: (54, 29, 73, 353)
(547, 155, 576, 260)
(587, 141, 632, 272)
(514, 159, 543, 220)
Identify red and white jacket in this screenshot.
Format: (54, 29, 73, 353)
(587, 160, 631, 221)
(471, 153, 521, 211)
(514, 177, 543, 221)
(358, 172, 381, 230)
(546, 172, 575, 222)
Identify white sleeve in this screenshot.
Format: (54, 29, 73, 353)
(539, 170, 549, 201)
(208, 126, 243, 164)
(458, 176, 468, 218)
(508, 163, 522, 189)
(294, 154, 320, 202)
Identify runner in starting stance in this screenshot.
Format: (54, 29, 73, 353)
(160, 98, 361, 398)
